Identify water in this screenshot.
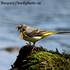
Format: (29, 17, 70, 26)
(0, 0, 70, 70)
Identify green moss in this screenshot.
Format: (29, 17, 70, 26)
(26, 51, 70, 70)
(11, 46, 70, 70)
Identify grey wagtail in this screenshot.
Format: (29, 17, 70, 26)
(17, 24, 70, 46)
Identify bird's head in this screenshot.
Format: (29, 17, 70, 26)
(17, 24, 27, 32)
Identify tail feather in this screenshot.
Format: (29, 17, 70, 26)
(57, 32, 70, 34)
(43, 31, 70, 37)
(43, 32, 56, 36)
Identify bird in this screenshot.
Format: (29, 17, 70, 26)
(17, 24, 70, 46)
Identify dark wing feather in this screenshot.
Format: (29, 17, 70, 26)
(26, 30, 47, 37)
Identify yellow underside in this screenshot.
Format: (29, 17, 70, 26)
(19, 31, 57, 43)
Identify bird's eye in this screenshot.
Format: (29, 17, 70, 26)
(23, 28, 25, 31)
(17, 27, 21, 30)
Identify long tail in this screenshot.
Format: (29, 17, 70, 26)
(56, 32, 70, 34)
(43, 31, 70, 37)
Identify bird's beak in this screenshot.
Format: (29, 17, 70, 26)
(16, 26, 20, 31)
(16, 25, 22, 31)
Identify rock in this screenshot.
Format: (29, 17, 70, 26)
(10, 46, 70, 70)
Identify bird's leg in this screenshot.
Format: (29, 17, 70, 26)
(33, 42, 35, 47)
(29, 42, 31, 46)
(26, 42, 29, 45)
(26, 42, 31, 46)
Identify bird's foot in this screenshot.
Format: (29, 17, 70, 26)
(26, 42, 32, 46)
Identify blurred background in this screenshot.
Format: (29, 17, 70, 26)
(0, 0, 70, 70)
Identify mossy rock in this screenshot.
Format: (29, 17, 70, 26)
(27, 51, 70, 70)
(11, 46, 70, 70)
